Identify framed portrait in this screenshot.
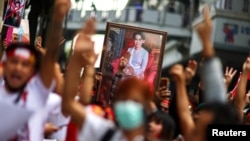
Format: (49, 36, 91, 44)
(96, 22, 167, 106)
(3, 0, 26, 28)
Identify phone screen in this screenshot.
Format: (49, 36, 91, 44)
(160, 78, 170, 89)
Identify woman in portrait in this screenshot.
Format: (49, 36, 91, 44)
(124, 32, 149, 79)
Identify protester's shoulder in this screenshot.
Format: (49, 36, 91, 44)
(48, 93, 62, 103)
(46, 93, 62, 107)
(85, 105, 114, 124)
(86, 105, 106, 118)
(78, 105, 115, 140)
(27, 73, 55, 91)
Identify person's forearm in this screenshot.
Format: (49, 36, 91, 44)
(201, 57, 227, 103)
(79, 66, 95, 104)
(175, 80, 195, 140)
(44, 21, 63, 60)
(43, 2, 67, 63)
(62, 55, 88, 127)
(39, 5, 66, 88)
(54, 63, 64, 95)
(62, 56, 82, 106)
(235, 71, 248, 119)
(202, 40, 215, 59)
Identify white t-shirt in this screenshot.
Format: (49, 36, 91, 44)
(44, 93, 70, 141)
(0, 73, 52, 141)
(78, 106, 144, 141)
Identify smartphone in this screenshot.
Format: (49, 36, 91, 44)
(159, 77, 170, 89)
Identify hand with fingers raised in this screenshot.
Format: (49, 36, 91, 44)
(245, 90, 250, 105)
(53, 0, 71, 22)
(155, 87, 172, 101)
(242, 57, 250, 75)
(73, 18, 98, 67)
(169, 64, 186, 84)
(195, 6, 215, 58)
(224, 67, 237, 88)
(195, 6, 213, 42)
(35, 36, 46, 55)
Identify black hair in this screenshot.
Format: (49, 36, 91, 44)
(5, 42, 40, 71)
(197, 102, 241, 125)
(133, 32, 145, 40)
(147, 111, 176, 140)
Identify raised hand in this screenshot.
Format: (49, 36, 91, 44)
(74, 18, 98, 67)
(95, 72, 102, 82)
(195, 6, 215, 58)
(59, 36, 66, 45)
(53, 0, 71, 22)
(35, 36, 46, 55)
(195, 6, 213, 42)
(185, 60, 197, 84)
(224, 67, 237, 87)
(245, 90, 250, 105)
(36, 36, 42, 48)
(242, 57, 250, 74)
(169, 64, 185, 83)
(155, 87, 171, 101)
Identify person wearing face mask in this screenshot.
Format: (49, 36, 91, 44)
(62, 18, 153, 141)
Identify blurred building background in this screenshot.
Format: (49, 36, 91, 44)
(0, 0, 250, 90)
(63, 0, 249, 68)
(63, 0, 250, 91)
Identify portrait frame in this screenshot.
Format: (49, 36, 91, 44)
(96, 22, 167, 106)
(3, 0, 26, 28)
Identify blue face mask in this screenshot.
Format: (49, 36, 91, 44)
(114, 100, 144, 130)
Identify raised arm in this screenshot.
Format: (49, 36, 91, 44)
(39, 0, 71, 88)
(234, 57, 250, 120)
(62, 19, 97, 128)
(54, 63, 64, 95)
(195, 6, 226, 102)
(169, 64, 195, 141)
(35, 36, 65, 94)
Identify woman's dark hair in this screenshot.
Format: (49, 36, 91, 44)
(5, 43, 40, 71)
(133, 32, 145, 40)
(148, 111, 176, 140)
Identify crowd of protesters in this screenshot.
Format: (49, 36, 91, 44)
(0, 0, 250, 141)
